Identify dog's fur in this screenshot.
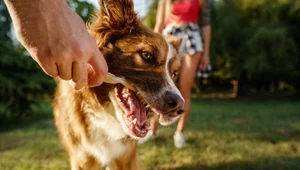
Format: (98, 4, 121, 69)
(53, 0, 184, 169)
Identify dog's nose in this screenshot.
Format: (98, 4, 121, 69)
(164, 91, 185, 115)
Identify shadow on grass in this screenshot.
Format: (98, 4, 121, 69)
(188, 99, 300, 143)
(169, 157, 300, 170)
(0, 119, 56, 152)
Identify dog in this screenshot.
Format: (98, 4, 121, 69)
(52, 0, 184, 169)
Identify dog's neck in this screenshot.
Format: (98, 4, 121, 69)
(74, 85, 129, 165)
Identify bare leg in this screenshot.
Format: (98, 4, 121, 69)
(150, 115, 160, 136)
(151, 52, 201, 141)
(176, 52, 201, 133)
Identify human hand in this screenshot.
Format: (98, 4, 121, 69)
(5, 0, 108, 89)
(199, 53, 209, 71)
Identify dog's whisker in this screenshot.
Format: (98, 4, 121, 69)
(187, 120, 196, 128)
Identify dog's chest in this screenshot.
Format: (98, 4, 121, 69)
(87, 109, 128, 166)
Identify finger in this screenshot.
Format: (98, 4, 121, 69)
(201, 61, 206, 71)
(87, 50, 108, 87)
(199, 56, 208, 71)
(204, 62, 209, 70)
(201, 62, 208, 71)
(87, 63, 95, 81)
(56, 62, 72, 80)
(198, 57, 204, 71)
(38, 61, 59, 77)
(72, 61, 87, 90)
(204, 58, 210, 70)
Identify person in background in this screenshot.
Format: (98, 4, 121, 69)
(3, 0, 108, 89)
(139, 0, 211, 148)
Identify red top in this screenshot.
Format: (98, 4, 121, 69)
(166, 0, 200, 25)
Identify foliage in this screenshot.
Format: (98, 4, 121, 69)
(210, 0, 299, 93)
(67, 0, 96, 22)
(0, 2, 53, 123)
(141, 0, 158, 29)
(0, 2, 12, 44)
(0, 43, 54, 124)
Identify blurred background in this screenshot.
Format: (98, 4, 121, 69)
(0, 0, 299, 169)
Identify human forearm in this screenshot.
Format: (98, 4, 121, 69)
(3, 0, 108, 89)
(202, 24, 211, 57)
(4, 0, 67, 51)
(197, 24, 211, 70)
(154, 20, 164, 33)
(154, 0, 166, 33)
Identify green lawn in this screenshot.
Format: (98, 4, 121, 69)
(1, 99, 300, 170)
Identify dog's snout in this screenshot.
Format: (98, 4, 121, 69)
(164, 91, 180, 107)
(164, 91, 185, 115)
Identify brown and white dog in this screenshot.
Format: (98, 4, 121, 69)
(52, 0, 184, 169)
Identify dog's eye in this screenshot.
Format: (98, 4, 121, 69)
(141, 51, 153, 60)
(172, 70, 179, 80)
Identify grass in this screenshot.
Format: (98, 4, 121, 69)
(0, 99, 300, 170)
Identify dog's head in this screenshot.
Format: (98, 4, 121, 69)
(88, 0, 184, 139)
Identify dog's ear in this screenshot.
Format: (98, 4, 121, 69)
(167, 36, 182, 52)
(99, 0, 137, 28)
(89, 0, 138, 47)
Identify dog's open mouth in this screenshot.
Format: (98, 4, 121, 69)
(115, 84, 149, 138)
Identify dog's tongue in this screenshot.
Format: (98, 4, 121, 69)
(130, 95, 147, 125)
(115, 84, 148, 137)
(129, 94, 147, 125)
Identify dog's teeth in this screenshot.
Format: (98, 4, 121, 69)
(145, 104, 150, 108)
(133, 118, 137, 124)
(146, 123, 150, 130)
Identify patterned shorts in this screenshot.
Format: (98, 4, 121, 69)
(162, 23, 203, 57)
(162, 23, 211, 78)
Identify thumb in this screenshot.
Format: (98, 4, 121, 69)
(87, 50, 108, 87)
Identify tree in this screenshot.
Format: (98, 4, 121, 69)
(141, 0, 158, 29)
(210, 0, 299, 95)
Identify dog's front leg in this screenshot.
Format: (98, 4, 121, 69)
(105, 165, 115, 170)
(112, 141, 145, 170)
(70, 153, 102, 170)
(114, 155, 145, 170)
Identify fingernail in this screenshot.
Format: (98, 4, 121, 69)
(87, 64, 95, 81)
